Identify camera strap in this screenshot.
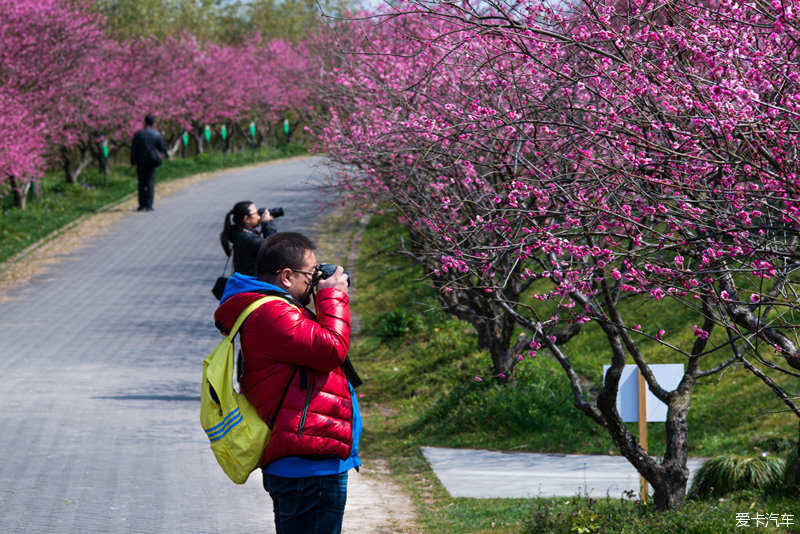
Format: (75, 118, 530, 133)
(340, 357, 363, 388)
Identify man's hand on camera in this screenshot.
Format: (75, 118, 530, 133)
(316, 265, 349, 293)
(261, 211, 273, 222)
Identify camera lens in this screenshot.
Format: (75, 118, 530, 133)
(269, 207, 284, 218)
(318, 264, 337, 280)
(316, 264, 350, 287)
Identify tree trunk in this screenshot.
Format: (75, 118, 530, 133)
(9, 175, 30, 210)
(401, 236, 523, 385)
(263, 123, 275, 147)
(597, 332, 691, 511)
(422, 259, 524, 384)
(796, 421, 800, 481)
(88, 144, 103, 172)
(192, 131, 205, 155)
(61, 148, 93, 183)
(73, 150, 93, 182)
(231, 123, 246, 153)
(62, 148, 75, 184)
(442, 296, 518, 384)
(475, 312, 518, 385)
(166, 137, 181, 159)
(31, 178, 43, 200)
(650, 402, 691, 510)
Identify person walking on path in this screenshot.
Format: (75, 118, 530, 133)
(219, 200, 277, 277)
(130, 114, 166, 211)
(213, 232, 362, 534)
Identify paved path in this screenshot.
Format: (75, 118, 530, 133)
(423, 447, 706, 499)
(0, 158, 408, 534)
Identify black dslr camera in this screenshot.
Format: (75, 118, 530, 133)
(258, 207, 284, 218)
(313, 263, 350, 287)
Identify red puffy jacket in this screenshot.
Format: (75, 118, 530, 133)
(214, 288, 353, 465)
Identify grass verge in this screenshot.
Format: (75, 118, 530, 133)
(350, 213, 800, 533)
(0, 144, 308, 265)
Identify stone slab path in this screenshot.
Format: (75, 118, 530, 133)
(423, 447, 706, 499)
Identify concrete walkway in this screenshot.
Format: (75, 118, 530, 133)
(0, 158, 413, 534)
(423, 447, 706, 499)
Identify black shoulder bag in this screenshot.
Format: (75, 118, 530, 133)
(212, 255, 231, 300)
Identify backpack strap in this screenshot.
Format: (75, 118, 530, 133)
(253, 289, 306, 309)
(229, 293, 363, 388)
(225, 296, 280, 342)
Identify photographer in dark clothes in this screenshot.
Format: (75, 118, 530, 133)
(220, 200, 278, 277)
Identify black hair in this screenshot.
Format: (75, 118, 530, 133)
(220, 200, 255, 257)
(256, 232, 316, 281)
(144, 115, 156, 127)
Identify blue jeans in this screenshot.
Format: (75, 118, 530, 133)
(263, 472, 348, 534)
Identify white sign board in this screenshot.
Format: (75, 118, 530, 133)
(602, 364, 684, 422)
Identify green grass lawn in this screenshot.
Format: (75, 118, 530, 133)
(0, 144, 308, 265)
(350, 214, 800, 533)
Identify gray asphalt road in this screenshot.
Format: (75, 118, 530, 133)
(0, 157, 338, 533)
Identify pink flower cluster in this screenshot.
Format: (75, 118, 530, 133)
(316, 0, 800, 374)
(0, 0, 313, 192)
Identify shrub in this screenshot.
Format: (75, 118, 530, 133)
(374, 309, 422, 340)
(689, 454, 786, 499)
(781, 449, 799, 491)
(523, 498, 741, 534)
(750, 434, 796, 454)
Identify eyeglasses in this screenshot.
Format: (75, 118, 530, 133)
(275, 268, 315, 277)
(286, 268, 315, 287)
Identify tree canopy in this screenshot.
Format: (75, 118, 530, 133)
(90, 0, 349, 43)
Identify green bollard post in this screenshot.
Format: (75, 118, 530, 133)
(250, 121, 256, 159)
(221, 125, 227, 156)
(102, 140, 109, 187)
(182, 131, 189, 158)
(204, 124, 211, 153)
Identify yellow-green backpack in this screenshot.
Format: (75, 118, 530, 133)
(200, 296, 277, 484)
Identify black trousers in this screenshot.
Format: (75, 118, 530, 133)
(136, 164, 156, 209)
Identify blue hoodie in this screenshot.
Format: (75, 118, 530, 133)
(219, 273, 362, 478)
(219, 272, 286, 304)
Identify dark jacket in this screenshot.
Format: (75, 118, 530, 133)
(130, 126, 166, 168)
(230, 222, 277, 276)
(214, 281, 354, 466)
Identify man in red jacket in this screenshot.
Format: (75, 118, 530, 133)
(214, 232, 361, 534)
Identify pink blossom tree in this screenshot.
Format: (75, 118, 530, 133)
(0, 91, 46, 208)
(0, 0, 112, 194)
(317, 0, 800, 509)
(0, 1, 320, 198)
(139, 34, 314, 155)
(314, 8, 539, 384)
